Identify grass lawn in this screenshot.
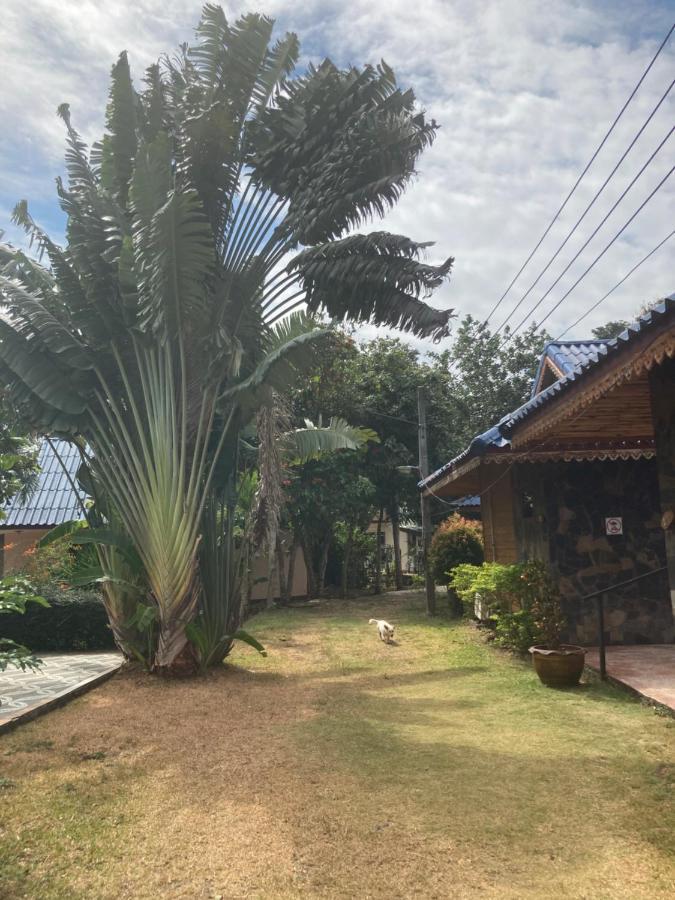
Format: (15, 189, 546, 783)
(1, 590, 674, 899)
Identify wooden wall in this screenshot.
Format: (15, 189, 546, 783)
(479, 466, 518, 563)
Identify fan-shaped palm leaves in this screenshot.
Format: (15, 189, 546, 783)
(0, 5, 453, 671)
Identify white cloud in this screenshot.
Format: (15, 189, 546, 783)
(1, 0, 673, 349)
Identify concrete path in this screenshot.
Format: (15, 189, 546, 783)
(585, 644, 675, 713)
(0, 652, 123, 732)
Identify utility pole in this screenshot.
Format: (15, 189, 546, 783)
(417, 386, 436, 616)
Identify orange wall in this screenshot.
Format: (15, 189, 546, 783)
(0, 528, 50, 575)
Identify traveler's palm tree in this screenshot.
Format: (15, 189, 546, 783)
(0, 5, 453, 670)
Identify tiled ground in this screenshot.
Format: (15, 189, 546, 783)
(585, 644, 675, 712)
(0, 652, 122, 730)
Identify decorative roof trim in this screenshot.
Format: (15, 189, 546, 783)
(421, 456, 481, 495)
(421, 295, 674, 491)
(511, 329, 675, 447)
(533, 356, 565, 395)
(482, 446, 656, 463)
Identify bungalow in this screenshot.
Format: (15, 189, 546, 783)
(0, 439, 86, 574)
(1, 439, 308, 601)
(421, 296, 675, 646)
(367, 515, 423, 575)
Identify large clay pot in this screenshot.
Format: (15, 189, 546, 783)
(529, 644, 586, 688)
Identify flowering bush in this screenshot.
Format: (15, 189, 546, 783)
(429, 514, 483, 585)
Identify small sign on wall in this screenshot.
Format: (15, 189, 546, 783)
(605, 516, 623, 536)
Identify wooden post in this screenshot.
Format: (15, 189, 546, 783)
(418, 387, 436, 616)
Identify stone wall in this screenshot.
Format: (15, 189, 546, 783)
(650, 355, 675, 621)
(515, 459, 672, 645)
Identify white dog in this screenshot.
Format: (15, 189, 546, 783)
(369, 618, 395, 644)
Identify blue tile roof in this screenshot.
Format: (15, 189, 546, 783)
(422, 294, 674, 490)
(2, 439, 87, 528)
(530, 340, 609, 398)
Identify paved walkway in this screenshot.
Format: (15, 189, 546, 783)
(0, 652, 122, 731)
(585, 644, 675, 712)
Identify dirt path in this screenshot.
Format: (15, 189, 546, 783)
(1, 591, 674, 899)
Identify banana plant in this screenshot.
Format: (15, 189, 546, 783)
(0, 5, 453, 673)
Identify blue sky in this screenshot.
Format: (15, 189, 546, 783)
(1, 0, 674, 350)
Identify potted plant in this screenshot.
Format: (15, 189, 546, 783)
(526, 563, 585, 688)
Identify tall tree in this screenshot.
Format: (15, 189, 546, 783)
(591, 321, 629, 340)
(0, 6, 453, 671)
(0, 394, 39, 515)
(446, 315, 550, 448)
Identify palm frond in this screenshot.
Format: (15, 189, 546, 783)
(0, 318, 88, 415)
(221, 322, 328, 421)
(282, 417, 378, 464)
(138, 187, 216, 337)
(288, 232, 454, 340)
(251, 31, 299, 111)
(250, 60, 438, 244)
(99, 52, 138, 205)
(0, 277, 91, 369)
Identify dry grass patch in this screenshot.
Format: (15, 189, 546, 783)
(1, 590, 674, 899)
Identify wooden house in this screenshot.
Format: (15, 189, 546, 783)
(421, 296, 675, 646)
(0, 439, 86, 574)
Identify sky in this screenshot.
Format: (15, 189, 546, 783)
(1, 0, 674, 354)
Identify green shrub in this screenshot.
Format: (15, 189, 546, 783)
(449, 560, 565, 653)
(429, 514, 483, 586)
(0, 576, 48, 671)
(450, 561, 522, 616)
(0, 582, 114, 651)
(493, 608, 537, 654)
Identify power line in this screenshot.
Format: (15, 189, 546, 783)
(499, 129, 674, 345)
(510, 162, 674, 338)
(555, 228, 675, 339)
(481, 21, 675, 326)
(494, 77, 675, 336)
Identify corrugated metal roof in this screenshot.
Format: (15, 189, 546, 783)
(421, 294, 674, 490)
(2, 439, 87, 528)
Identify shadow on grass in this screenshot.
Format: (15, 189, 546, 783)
(293, 676, 675, 871)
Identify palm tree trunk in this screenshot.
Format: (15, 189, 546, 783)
(318, 536, 330, 595)
(265, 552, 277, 610)
(275, 535, 288, 606)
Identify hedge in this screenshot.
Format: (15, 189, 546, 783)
(1, 584, 115, 651)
